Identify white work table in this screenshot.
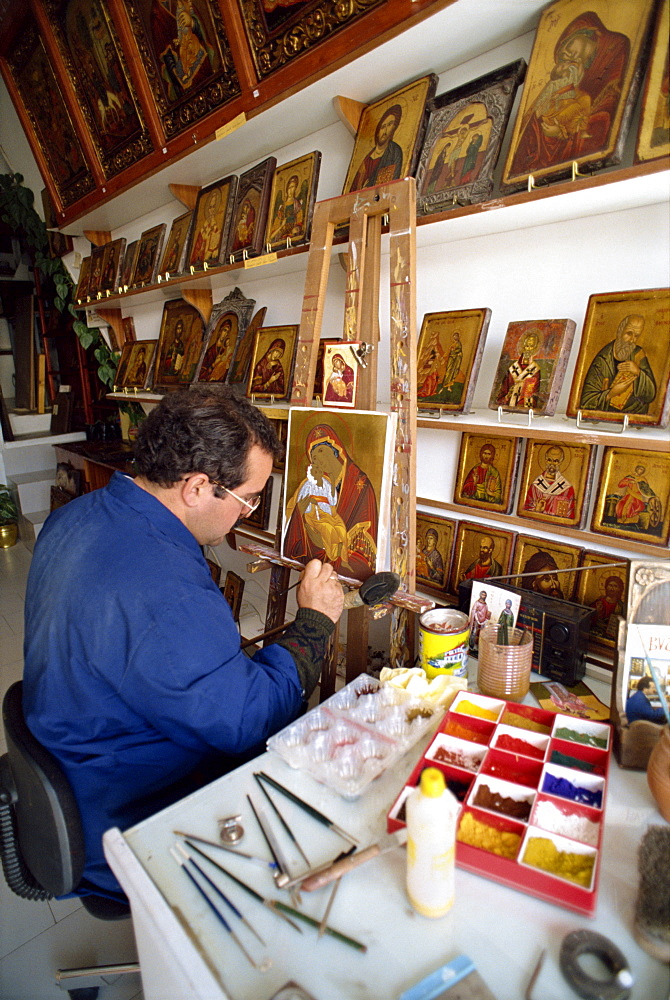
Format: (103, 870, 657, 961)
(103, 673, 669, 1000)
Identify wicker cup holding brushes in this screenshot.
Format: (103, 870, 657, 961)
(477, 626, 533, 703)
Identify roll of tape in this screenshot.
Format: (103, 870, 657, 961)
(559, 930, 634, 1000)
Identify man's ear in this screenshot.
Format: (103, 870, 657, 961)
(180, 473, 210, 508)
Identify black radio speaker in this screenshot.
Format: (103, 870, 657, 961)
(458, 579, 593, 686)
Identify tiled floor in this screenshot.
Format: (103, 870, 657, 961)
(0, 543, 142, 1000)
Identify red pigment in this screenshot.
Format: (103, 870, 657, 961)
(496, 734, 544, 759)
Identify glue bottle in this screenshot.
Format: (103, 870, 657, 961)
(406, 766, 459, 918)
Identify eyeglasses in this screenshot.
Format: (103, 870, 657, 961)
(209, 478, 261, 514)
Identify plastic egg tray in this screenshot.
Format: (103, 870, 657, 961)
(267, 673, 441, 798)
(387, 691, 612, 915)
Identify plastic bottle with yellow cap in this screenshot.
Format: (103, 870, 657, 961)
(406, 766, 459, 917)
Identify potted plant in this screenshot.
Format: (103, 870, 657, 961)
(0, 483, 19, 548)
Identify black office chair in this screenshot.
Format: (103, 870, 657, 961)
(0, 681, 140, 999)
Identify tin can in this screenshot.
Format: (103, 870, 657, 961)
(419, 609, 470, 679)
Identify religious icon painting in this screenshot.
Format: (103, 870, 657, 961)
(450, 522, 516, 596)
(566, 288, 670, 428)
(454, 433, 521, 514)
(186, 175, 238, 270)
(99, 238, 126, 295)
(74, 256, 91, 304)
(501, 0, 657, 192)
(516, 439, 595, 529)
(510, 535, 583, 602)
(342, 74, 438, 196)
(416, 512, 456, 594)
(281, 407, 397, 583)
(121, 317, 136, 343)
(488, 318, 577, 416)
(152, 299, 207, 392)
(575, 552, 629, 653)
(239, 475, 274, 533)
(132, 224, 167, 287)
(227, 306, 267, 392)
(247, 325, 299, 401)
(321, 342, 361, 409)
(121, 0, 241, 140)
(6, 19, 95, 208)
(158, 210, 194, 278)
(227, 157, 277, 261)
(268, 416, 287, 472)
(43, 0, 150, 180)
(635, 0, 670, 163)
(114, 340, 157, 391)
(222, 571, 245, 623)
(88, 245, 106, 299)
(265, 151, 321, 252)
(416, 59, 526, 215)
(591, 447, 670, 548)
(417, 308, 491, 414)
(194, 288, 256, 385)
(120, 240, 139, 290)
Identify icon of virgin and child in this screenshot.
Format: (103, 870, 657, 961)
(283, 424, 379, 582)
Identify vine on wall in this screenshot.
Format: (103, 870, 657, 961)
(0, 173, 117, 389)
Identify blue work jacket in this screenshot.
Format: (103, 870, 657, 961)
(23, 472, 305, 893)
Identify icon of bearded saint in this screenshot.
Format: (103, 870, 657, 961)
(510, 12, 630, 176)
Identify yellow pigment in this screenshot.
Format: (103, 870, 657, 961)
(523, 836, 595, 887)
(457, 810, 520, 859)
(455, 699, 499, 721)
(501, 710, 551, 734)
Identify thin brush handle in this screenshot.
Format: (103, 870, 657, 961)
(253, 773, 310, 866)
(255, 772, 357, 844)
(271, 901, 367, 953)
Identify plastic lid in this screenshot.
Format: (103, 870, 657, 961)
(420, 767, 446, 798)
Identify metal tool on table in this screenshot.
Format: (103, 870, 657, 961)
(173, 829, 277, 871)
(247, 793, 294, 883)
(252, 772, 310, 867)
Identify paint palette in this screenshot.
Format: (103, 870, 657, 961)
(267, 674, 441, 799)
(387, 690, 612, 915)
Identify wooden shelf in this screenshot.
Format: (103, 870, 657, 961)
(78, 160, 668, 314)
(417, 496, 668, 559)
(417, 407, 670, 452)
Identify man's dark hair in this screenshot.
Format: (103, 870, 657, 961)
(637, 675, 654, 693)
(133, 385, 283, 490)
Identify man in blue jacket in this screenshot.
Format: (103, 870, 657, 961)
(626, 675, 667, 725)
(22, 386, 344, 898)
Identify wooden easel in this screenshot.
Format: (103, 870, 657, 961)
(284, 177, 419, 685)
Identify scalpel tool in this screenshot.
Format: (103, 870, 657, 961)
(255, 772, 358, 846)
(246, 794, 293, 883)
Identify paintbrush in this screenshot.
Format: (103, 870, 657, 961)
(175, 843, 265, 946)
(253, 772, 310, 867)
(255, 771, 358, 846)
(170, 846, 266, 970)
(184, 838, 303, 934)
(183, 839, 365, 951)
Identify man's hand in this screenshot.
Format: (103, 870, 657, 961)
(296, 559, 344, 624)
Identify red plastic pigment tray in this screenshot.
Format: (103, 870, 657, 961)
(387, 691, 612, 916)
